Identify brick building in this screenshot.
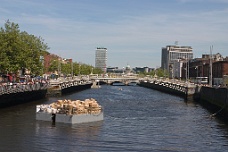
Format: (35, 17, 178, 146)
(185, 53, 228, 85)
(213, 61, 228, 85)
(43, 53, 60, 74)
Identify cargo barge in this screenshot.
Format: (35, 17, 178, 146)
(36, 98, 104, 124)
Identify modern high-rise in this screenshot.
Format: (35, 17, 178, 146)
(95, 47, 107, 72)
(161, 45, 193, 78)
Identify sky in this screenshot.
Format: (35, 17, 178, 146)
(1, 0, 228, 68)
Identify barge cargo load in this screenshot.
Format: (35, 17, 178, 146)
(36, 98, 104, 124)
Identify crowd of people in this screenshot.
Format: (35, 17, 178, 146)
(0, 74, 49, 94)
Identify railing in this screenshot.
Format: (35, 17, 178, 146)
(139, 78, 196, 96)
(0, 82, 49, 95)
(49, 77, 92, 90)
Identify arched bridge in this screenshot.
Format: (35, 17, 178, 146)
(90, 77, 139, 85)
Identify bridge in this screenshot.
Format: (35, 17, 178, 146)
(48, 75, 196, 99)
(90, 77, 139, 86)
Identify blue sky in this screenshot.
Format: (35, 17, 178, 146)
(1, 0, 228, 68)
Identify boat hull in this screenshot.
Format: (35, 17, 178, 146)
(36, 111, 104, 124)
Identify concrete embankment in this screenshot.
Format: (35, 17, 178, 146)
(61, 83, 92, 94)
(0, 83, 48, 108)
(139, 80, 228, 119)
(196, 86, 228, 118)
(47, 82, 92, 96)
(138, 81, 188, 99)
(0, 89, 47, 108)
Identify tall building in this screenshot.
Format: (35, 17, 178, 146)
(95, 47, 107, 72)
(161, 45, 193, 78)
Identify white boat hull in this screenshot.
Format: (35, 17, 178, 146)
(36, 112, 104, 124)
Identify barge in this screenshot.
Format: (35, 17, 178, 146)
(36, 98, 104, 124)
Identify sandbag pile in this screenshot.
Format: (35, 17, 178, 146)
(38, 98, 102, 115)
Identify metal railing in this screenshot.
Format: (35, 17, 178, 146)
(0, 82, 49, 95)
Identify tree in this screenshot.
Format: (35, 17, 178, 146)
(0, 20, 49, 75)
(48, 59, 58, 73)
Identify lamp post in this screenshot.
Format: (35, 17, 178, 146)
(71, 60, 73, 77)
(195, 66, 198, 77)
(58, 58, 61, 76)
(202, 62, 206, 77)
(185, 59, 187, 83)
(91, 68, 93, 75)
(79, 64, 81, 75)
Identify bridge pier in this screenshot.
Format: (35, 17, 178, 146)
(91, 80, 100, 88)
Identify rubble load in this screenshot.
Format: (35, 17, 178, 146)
(36, 98, 104, 124)
(37, 98, 102, 115)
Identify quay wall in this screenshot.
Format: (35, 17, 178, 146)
(0, 80, 93, 107)
(61, 83, 92, 95)
(198, 86, 228, 116)
(0, 83, 48, 108)
(139, 80, 228, 119)
(0, 89, 47, 108)
(138, 81, 187, 98)
(47, 82, 93, 96)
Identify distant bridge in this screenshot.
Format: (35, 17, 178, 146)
(90, 77, 139, 85)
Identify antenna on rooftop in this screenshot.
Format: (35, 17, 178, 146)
(175, 41, 178, 46)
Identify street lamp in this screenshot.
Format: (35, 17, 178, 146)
(202, 62, 206, 77)
(91, 68, 93, 75)
(58, 58, 61, 76)
(71, 60, 73, 77)
(195, 66, 198, 77)
(185, 59, 188, 83)
(79, 64, 81, 75)
(169, 64, 174, 80)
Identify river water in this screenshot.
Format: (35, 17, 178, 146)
(1, 85, 228, 152)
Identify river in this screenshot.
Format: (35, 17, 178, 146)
(0, 85, 228, 152)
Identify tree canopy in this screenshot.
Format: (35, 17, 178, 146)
(0, 20, 48, 75)
(48, 60, 103, 76)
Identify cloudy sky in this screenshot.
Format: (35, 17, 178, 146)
(1, 0, 228, 68)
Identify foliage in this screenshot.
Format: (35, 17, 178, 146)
(137, 68, 169, 78)
(48, 60, 103, 76)
(0, 20, 48, 75)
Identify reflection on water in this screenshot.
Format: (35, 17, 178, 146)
(1, 85, 228, 152)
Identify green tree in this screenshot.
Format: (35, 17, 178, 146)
(48, 59, 58, 73)
(0, 20, 48, 75)
(61, 62, 71, 76)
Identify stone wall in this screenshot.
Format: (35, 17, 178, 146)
(200, 86, 228, 108)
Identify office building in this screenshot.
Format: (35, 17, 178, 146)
(161, 45, 193, 78)
(95, 47, 107, 72)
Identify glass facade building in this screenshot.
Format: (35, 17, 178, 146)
(95, 47, 107, 72)
(161, 45, 193, 78)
